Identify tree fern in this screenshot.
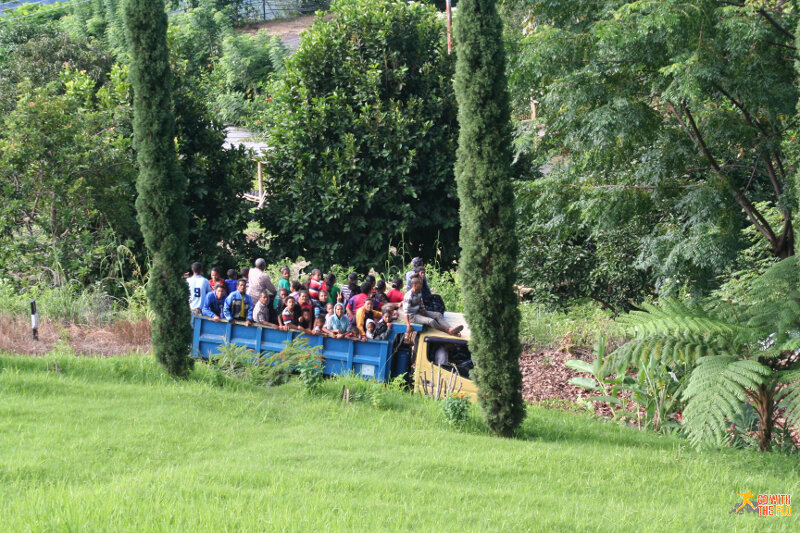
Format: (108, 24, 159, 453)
(611, 256, 800, 450)
(617, 299, 747, 338)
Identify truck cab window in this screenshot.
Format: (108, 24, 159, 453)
(426, 340, 475, 379)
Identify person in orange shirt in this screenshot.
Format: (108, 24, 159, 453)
(355, 298, 382, 340)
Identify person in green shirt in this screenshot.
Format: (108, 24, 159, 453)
(278, 266, 291, 292)
(323, 273, 341, 304)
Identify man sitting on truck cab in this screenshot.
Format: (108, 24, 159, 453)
(223, 279, 253, 326)
(202, 285, 227, 321)
(403, 276, 462, 337)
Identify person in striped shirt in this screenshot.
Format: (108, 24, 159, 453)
(307, 269, 323, 300)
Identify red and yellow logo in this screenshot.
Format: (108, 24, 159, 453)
(730, 491, 792, 517)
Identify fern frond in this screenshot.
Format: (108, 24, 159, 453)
(776, 370, 800, 431)
(617, 299, 749, 340)
(682, 357, 771, 446)
(745, 257, 800, 345)
(610, 332, 739, 371)
(268, 36, 289, 73)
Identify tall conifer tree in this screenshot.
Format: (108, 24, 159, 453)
(124, 0, 193, 376)
(453, 0, 524, 436)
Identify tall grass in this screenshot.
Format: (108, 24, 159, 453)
(0, 279, 151, 325)
(519, 300, 623, 348)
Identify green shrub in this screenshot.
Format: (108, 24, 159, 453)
(441, 393, 471, 428)
(290, 339, 325, 393)
(212, 342, 296, 387)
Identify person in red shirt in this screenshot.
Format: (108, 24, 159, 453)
(386, 277, 405, 303)
(209, 267, 226, 291)
(346, 282, 373, 319)
(307, 269, 323, 300)
(297, 291, 314, 316)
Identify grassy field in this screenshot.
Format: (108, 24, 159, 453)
(0, 354, 797, 532)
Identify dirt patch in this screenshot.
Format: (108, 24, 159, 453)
(0, 314, 150, 357)
(520, 345, 597, 407)
(237, 13, 333, 48)
(519, 344, 641, 419)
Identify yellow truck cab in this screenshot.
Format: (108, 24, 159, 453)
(410, 312, 479, 402)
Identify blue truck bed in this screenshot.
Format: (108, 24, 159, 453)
(191, 316, 422, 382)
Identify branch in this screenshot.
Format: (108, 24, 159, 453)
(666, 101, 696, 144)
(712, 83, 770, 138)
(764, 39, 797, 51)
(679, 103, 783, 250)
(733, 188, 779, 250)
(762, 157, 784, 198)
(718, 2, 800, 19)
(681, 103, 722, 172)
(757, 8, 795, 39)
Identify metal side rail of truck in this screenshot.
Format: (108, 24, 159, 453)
(191, 312, 479, 401)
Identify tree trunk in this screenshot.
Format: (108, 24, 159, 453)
(753, 384, 774, 452)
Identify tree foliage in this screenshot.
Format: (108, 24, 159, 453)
(0, 66, 137, 285)
(124, 0, 193, 376)
(256, 0, 459, 269)
(454, 0, 524, 436)
(516, 173, 655, 312)
(507, 1, 798, 298)
(0, 5, 259, 288)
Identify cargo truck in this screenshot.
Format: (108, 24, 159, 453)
(191, 312, 478, 400)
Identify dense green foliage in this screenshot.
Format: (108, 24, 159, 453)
(506, 1, 798, 303)
(124, 0, 192, 376)
(0, 65, 138, 285)
(256, 0, 459, 269)
(454, 0, 523, 436)
(2, 354, 799, 531)
(0, 6, 259, 291)
(612, 257, 800, 451)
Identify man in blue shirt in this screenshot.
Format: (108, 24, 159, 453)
(202, 285, 227, 321)
(223, 279, 253, 326)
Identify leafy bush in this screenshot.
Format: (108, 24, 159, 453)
(291, 339, 325, 392)
(256, 0, 460, 269)
(212, 342, 296, 387)
(441, 393, 471, 428)
(0, 66, 139, 288)
(516, 175, 655, 313)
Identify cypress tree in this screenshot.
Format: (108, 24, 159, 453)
(124, 0, 193, 376)
(453, 0, 524, 436)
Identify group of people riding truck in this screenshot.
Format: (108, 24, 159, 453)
(185, 257, 463, 341)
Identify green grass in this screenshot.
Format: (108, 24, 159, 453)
(0, 354, 797, 532)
